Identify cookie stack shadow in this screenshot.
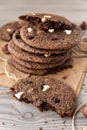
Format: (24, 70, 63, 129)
(5, 13, 82, 75)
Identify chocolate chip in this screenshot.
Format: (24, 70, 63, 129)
(16, 34, 21, 39)
(29, 36, 34, 40)
(35, 18, 41, 23)
(29, 81, 33, 84)
(10, 87, 15, 91)
(24, 80, 33, 85)
(53, 98, 60, 103)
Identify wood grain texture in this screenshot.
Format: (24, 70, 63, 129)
(0, 0, 87, 130)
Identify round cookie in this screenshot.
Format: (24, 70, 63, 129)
(11, 75, 76, 117)
(13, 30, 67, 55)
(19, 13, 72, 30)
(20, 24, 82, 50)
(12, 53, 71, 69)
(0, 21, 24, 41)
(11, 58, 72, 76)
(8, 40, 71, 63)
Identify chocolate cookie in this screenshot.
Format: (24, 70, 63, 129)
(12, 54, 71, 69)
(19, 13, 72, 30)
(8, 40, 71, 63)
(13, 30, 67, 55)
(0, 21, 24, 41)
(11, 76, 77, 117)
(20, 24, 82, 50)
(11, 58, 72, 75)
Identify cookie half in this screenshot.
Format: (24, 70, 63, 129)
(11, 75, 77, 117)
(19, 13, 72, 30)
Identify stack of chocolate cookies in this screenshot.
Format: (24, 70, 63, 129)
(0, 13, 82, 75)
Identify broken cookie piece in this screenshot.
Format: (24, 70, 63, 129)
(10, 76, 77, 117)
(0, 21, 23, 41)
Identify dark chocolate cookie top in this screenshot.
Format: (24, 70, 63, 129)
(19, 13, 72, 30)
(20, 24, 82, 50)
(11, 76, 77, 117)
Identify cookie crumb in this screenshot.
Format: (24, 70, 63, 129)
(44, 120, 48, 123)
(2, 122, 5, 125)
(83, 84, 85, 86)
(62, 74, 69, 80)
(63, 120, 66, 124)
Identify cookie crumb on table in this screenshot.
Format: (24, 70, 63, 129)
(2, 122, 5, 125)
(44, 120, 48, 123)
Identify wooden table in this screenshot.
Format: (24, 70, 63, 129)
(0, 0, 87, 129)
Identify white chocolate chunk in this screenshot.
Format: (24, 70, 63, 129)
(42, 85, 50, 92)
(64, 30, 72, 35)
(48, 29, 54, 33)
(41, 17, 46, 22)
(7, 28, 11, 32)
(44, 15, 51, 18)
(44, 54, 51, 57)
(15, 92, 24, 100)
(28, 27, 32, 32)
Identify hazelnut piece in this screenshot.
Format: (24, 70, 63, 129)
(82, 126, 87, 130)
(82, 105, 87, 117)
(80, 21, 87, 30)
(2, 44, 10, 54)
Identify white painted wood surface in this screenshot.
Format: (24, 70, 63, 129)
(0, 0, 87, 129)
